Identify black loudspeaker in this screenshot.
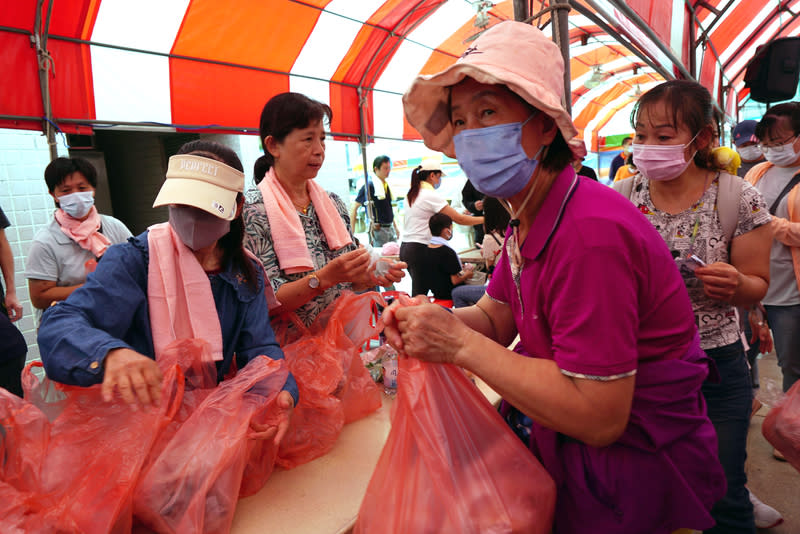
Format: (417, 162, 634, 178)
(744, 37, 800, 103)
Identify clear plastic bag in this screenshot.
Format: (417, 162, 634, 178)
(762, 379, 800, 473)
(354, 358, 556, 534)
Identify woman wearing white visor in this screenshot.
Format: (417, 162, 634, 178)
(38, 140, 297, 444)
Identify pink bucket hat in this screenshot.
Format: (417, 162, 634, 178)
(403, 21, 586, 161)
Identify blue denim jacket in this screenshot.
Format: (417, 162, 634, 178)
(38, 231, 298, 403)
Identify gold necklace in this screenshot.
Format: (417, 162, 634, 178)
(292, 200, 310, 214)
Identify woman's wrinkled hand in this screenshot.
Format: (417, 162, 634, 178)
(694, 262, 741, 302)
(382, 297, 470, 364)
(375, 260, 407, 287)
(102, 348, 164, 407)
(249, 390, 295, 446)
(320, 248, 373, 287)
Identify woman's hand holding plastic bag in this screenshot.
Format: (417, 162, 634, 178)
(102, 347, 164, 407)
(248, 390, 294, 446)
(381, 295, 470, 364)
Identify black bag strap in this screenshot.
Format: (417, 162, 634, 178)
(769, 172, 800, 215)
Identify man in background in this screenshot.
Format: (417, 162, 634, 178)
(733, 119, 765, 178)
(609, 136, 632, 182)
(461, 179, 485, 245)
(351, 155, 398, 248)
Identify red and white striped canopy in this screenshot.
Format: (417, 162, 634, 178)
(1, 0, 797, 151)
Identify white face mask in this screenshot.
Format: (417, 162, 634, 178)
(736, 145, 762, 162)
(58, 191, 95, 218)
(762, 137, 800, 167)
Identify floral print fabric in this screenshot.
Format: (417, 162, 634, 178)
(243, 187, 357, 334)
(629, 173, 772, 350)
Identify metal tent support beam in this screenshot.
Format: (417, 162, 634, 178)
(605, 0, 696, 82)
(551, 3, 572, 114)
(34, 0, 57, 161)
(357, 87, 375, 231)
(512, 0, 529, 21)
(569, 0, 673, 80)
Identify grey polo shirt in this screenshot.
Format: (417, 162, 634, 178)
(25, 215, 132, 314)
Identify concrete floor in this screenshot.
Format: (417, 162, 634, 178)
(746, 352, 799, 533)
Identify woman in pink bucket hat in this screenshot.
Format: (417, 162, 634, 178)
(383, 21, 725, 533)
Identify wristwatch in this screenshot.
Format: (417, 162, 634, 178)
(307, 272, 321, 289)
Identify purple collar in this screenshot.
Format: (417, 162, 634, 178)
(520, 166, 580, 261)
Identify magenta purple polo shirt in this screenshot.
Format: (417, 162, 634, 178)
(488, 167, 696, 376)
(486, 167, 725, 533)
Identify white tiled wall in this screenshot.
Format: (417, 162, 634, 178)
(0, 128, 69, 362)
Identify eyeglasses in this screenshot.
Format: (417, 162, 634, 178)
(758, 134, 798, 152)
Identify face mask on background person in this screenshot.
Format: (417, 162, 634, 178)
(737, 145, 762, 162)
(453, 112, 542, 199)
(631, 132, 700, 182)
(623, 145, 632, 154)
(169, 205, 231, 250)
(57, 191, 95, 219)
(761, 137, 800, 167)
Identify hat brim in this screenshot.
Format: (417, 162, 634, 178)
(403, 63, 586, 160)
(153, 178, 238, 221)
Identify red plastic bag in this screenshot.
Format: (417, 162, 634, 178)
(354, 358, 556, 534)
(276, 291, 383, 469)
(0, 361, 182, 534)
(133, 352, 288, 534)
(763, 379, 800, 473)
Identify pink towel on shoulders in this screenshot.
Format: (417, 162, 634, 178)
(147, 222, 223, 361)
(258, 167, 352, 274)
(55, 207, 111, 258)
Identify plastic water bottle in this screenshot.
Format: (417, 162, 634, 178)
(382, 348, 398, 396)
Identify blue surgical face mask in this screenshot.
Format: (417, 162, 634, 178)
(453, 112, 542, 199)
(57, 191, 95, 219)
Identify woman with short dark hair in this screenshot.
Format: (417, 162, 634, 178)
(25, 157, 132, 316)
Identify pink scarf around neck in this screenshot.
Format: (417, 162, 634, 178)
(258, 167, 352, 274)
(54, 207, 111, 258)
(147, 223, 224, 361)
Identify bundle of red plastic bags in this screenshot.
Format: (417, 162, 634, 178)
(274, 291, 384, 469)
(354, 356, 556, 534)
(762, 379, 800, 473)
(0, 291, 385, 532)
(0, 340, 286, 533)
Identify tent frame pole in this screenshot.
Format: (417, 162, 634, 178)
(357, 87, 375, 237)
(550, 4, 572, 113)
(569, 0, 673, 80)
(34, 0, 57, 161)
(605, 0, 696, 82)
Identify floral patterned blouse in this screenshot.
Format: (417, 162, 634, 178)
(243, 187, 357, 335)
(628, 172, 771, 350)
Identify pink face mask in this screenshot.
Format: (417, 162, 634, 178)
(632, 132, 699, 182)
